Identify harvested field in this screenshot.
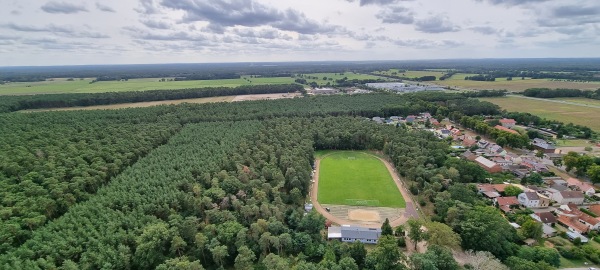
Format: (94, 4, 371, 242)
(480, 96, 600, 131)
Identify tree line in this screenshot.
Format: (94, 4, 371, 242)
(522, 88, 600, 99)
(0, 84, 304, 113)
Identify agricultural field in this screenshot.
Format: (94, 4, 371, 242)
(480, 96, 600, 131)
(317, 151, 405, 208)
(437, 74, 600, 91)
(0, 77, 296, 95)
(554, 97, 600, 107)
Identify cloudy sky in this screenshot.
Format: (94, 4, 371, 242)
(1, 0, 599, 66)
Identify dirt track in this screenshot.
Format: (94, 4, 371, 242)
(310, 152, 418, 227)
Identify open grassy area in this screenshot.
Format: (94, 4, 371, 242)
(0, 77, 297, 95)
(548, 236, 600, 269)
(317, 151, 405, 208)
(480, 96, 600, 132)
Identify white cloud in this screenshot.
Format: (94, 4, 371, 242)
(0, 0, 597, 65)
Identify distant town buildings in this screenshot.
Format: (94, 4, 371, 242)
(366, 82, 445, 93)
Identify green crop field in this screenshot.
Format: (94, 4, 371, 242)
(317, 151, 405, 208)
(436, 74, 600, 91)
(480, 96, 600, 131)
(0, 77, 297, 95)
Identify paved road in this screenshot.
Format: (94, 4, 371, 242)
(507, 95, 600, 109)
(309, 152, 418, 228)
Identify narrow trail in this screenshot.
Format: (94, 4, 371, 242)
(309, 152, 418, 227)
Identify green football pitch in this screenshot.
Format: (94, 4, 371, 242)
(317, 151, 405, 208)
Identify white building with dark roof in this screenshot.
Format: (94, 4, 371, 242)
(328, 225, 382, 244)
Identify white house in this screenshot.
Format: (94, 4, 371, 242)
(518, 192, 550, 208)
(552, 191, 585, 205)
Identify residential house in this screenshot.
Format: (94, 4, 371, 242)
(372, 117, 384, 124)
(505, 153, 523, 164)
(532, 139, 556, 154)
(495, 196, 520, 213)
(544, 153, 564, 162)
(579, 214, 600, 231)
(492, 157, 511, 166)
(543, 177, 567, 187)
(530, 212, 557, 226)
(327, 225, 382, 244)
(500, 118, 517, 128)
(482, 191, 500, 199)
(492, 184, 509, 194)
(477, 184, 497, 194)
(556, 204, 600, 232)
(495, 125, 519, 135)
(477, 140, 490, 149)
(558, 215, 589, 234)
(461, 151, 478, 161)
(518, 192, 550, 208)
(475, 156, 503, 173)
(489, 144, 507, 156)
(437, 129, 451, 138)
(521, 158, 549, 173)
(566, 178, 596, 196)
(552, 191, 585, 205)
(462, 137, 477, 148)
(589, 205, 600, 216)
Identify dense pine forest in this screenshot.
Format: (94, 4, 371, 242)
(0, 92, 575, 269)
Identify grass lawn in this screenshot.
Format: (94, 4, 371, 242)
(554, 139, 594, 147)
(480, 96, 600, 132)
(317, 151, 405, 208)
